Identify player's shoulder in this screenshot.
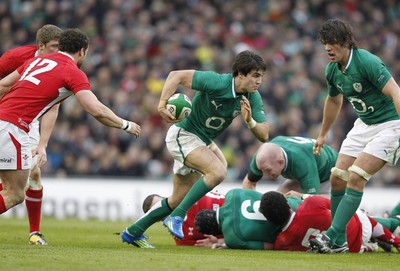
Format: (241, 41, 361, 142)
(194, 70, 232, 82)
(1, 45, 37, 60)
(353, 48, 382, 63)
(4, 44, 37, 54)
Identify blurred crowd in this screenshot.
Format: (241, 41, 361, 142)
(1, 0, 400, 186)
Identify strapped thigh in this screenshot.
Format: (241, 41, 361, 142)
(330, 167, 350, 182)
(348, 165, 372, 181)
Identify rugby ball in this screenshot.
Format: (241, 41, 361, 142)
(166, 93, 192, 120)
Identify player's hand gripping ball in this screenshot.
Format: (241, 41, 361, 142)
(166, 93, 192, 120)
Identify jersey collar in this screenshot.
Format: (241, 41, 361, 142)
(341, 48, 353, 73)
(216, 207, 221, 225)
(280, 147, 288, 172)
(282, 211, 295, 231)
(231, 78, 237, 98)
(58, 51, 75, 61)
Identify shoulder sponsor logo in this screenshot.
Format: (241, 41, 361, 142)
(377, 74, 385, 83)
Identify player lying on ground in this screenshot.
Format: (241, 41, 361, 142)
(142, 192, 224, 246)
(260, 191, 400, 253)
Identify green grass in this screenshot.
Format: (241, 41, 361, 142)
(0, 217, 398, 271)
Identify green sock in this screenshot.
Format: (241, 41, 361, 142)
(390, 203, 400, 217)
(170, 177, 211, 218)
(127, 198, 172, 236)
(326, 187, 363, 245)
(330, 190, 345, 219)
(373, 217, 400, 232)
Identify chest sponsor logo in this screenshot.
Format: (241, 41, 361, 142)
(353, 82, 362, 93)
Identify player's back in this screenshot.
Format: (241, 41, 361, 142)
(0, 52, 90, 132)
(219, 189, 281, 248)
(274, 197, 331, 251)
(0, 45, 37, 77)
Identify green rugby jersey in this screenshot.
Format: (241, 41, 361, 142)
(326, 48, 398, 124)
(249, 136, 338, 194)
(217, 189, 301, 250)
(176, 71, 266, 145)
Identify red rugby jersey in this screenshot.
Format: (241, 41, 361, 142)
(0, 52, 90, 132)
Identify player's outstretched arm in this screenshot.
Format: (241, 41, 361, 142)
(74, 90, 141, 138)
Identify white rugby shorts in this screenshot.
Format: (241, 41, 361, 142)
(0, 120, 32, 170)
(28, 119, 40, 147)
(340, 119, 400, 166)
(356, 209, 373, 254)
(165, 124, 206, 175)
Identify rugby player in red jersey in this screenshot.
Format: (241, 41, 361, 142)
(0, 24, 61, 245)
(0, 29, 141, 245)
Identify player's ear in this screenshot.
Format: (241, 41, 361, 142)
(37, 42, 45, 53)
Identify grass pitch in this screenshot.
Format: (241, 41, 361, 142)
(0, 217, 398, 271)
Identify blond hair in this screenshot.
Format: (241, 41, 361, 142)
(36, 24, 62, 45)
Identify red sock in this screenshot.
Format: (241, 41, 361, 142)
(0, 183, 3, 191)
(0, 194, 7, 214)
(369, 216, 400, 248)
(25, 187, 43, 233)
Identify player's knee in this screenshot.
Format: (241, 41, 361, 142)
(330, 167, 350, 182)
(348, 165, 372, 181)
(207, 168, 226, 186)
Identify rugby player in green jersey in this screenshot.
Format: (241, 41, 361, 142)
(309, 19, 400, 253)
(242, 136, 338, 198)
(121, 50, 269, 248)
(194, 188, 301, 250)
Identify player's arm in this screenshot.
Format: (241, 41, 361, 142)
(194, 235, 224, 248)
(34, 104, 60, 167)
(314, 94, 342, 156)
(240, 95, 269, 142)
(382, 77, 400, 117)
(0, 70, 21, 99)
(74, 90, 141, 137)
(242, 153, 263, 190)
(157, 70, 195, 122)
(242, 174, 257, 190)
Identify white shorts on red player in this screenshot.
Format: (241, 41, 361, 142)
(0, 120, 32, 170)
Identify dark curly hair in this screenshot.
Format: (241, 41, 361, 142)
(259, 191, 291, 227)
(59, 28, 89, 54)
(194, 209, 222, 235)
(232, 50, 266, 77)
(318, 18, 358, 49)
